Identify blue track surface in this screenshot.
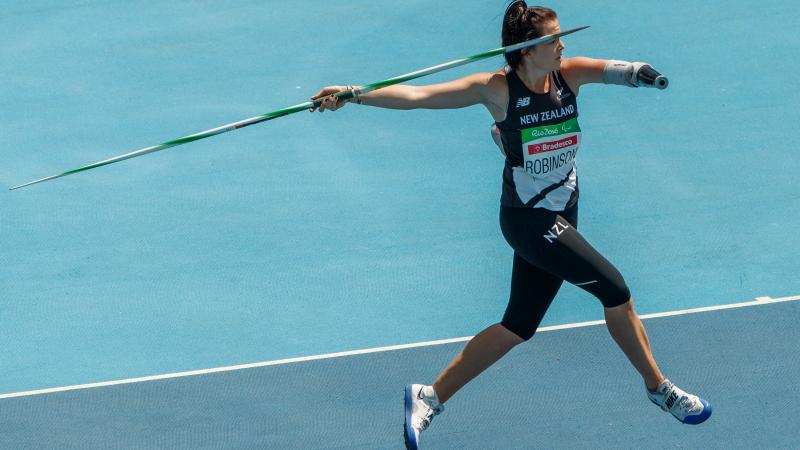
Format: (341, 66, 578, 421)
(1, 1, 799, 448)
(2, 301, 798, 449)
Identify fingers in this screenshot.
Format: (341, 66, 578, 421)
(319, 96, 334, 112)
(310, 95, 337, 113)
(309, 88, 327, 112)
(311, 88, 327, 99)
(309, 86, 335, 112)
(309, 86, 347, 113)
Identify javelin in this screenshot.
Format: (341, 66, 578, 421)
(10, 26, 589, 191)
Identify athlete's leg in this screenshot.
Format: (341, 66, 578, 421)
(604, 297, 665, 390)
(432, 252, 563, 404)
(471, 205, 710, 423)
(432, 323, 522, 404)
(502, 206, 666, 389)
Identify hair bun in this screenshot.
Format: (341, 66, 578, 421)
(501, 4, 558, 69)
(505, 0, 527, 18)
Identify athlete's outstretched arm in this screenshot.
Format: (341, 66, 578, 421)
(561, 56, 668, 93)
(310, 71, 504, 112)
(560, 56, 607, 91)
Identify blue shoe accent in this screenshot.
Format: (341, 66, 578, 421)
(682, 398, 712, 425)
(404, 385, 418, 450)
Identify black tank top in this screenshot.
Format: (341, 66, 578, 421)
(493, 68, 581, 210)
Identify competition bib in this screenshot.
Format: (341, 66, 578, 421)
(520, 117, 581, 178)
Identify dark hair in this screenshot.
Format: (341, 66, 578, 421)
(502, 2, 558, 69)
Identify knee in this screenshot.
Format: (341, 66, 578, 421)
(597, 281, 631, 308)
(499, 320, 535, 342)
(604, 296, 634, 313)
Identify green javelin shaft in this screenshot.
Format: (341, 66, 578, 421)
(10, 26, 588, 191)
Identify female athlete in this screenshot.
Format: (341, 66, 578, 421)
(311, 3, 711, 448)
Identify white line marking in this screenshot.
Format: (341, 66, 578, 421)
(2, 293, 798, 400)
(574, 280, 598, 286)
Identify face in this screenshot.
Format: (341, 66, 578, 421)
(522, 19, 565, 71)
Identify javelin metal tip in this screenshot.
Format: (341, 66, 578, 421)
(559, 25, 590, 36)
(9, 175, 60, 190)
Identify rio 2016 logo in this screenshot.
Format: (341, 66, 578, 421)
(530, 128, 559, 138)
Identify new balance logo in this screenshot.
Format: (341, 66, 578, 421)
(515, 97, 530, 108)
(543, 219, 569, 244)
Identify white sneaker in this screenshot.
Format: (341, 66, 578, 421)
(647, 379, 712, 424)
(404, 384, 444, 450)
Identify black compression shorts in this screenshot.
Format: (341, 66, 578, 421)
(499, 205, 631, 341)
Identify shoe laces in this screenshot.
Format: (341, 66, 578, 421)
(416, 402, 444, 431)
(418, 410, 434, 431)
(662, 385, 699, 415)
(675, 394, 699, 413)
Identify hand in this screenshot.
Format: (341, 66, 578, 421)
(310, 85, 352, 112)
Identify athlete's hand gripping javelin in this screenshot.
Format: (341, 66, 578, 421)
(310, 86, 355, 112)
